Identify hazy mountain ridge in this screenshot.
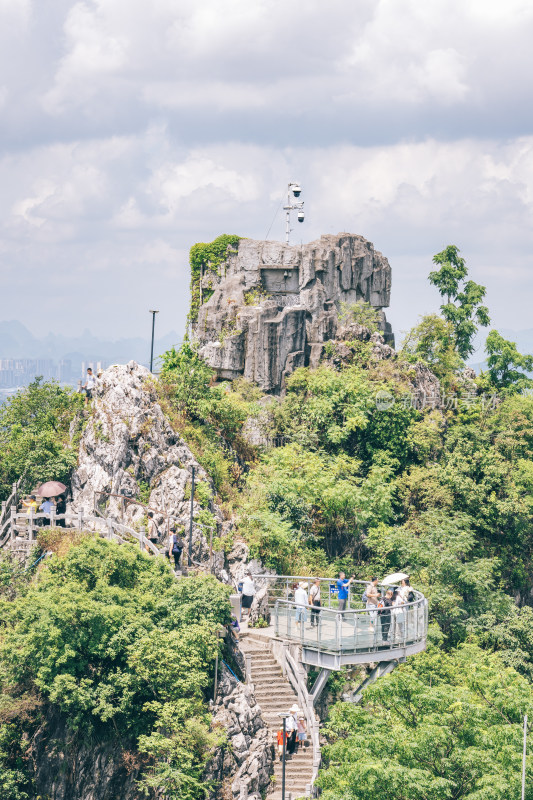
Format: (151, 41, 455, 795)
(0, 319, 183, 366)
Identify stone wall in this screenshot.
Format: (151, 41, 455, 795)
(194, 233, 393, 393)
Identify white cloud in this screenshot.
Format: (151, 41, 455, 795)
(0, 0, 532, 342)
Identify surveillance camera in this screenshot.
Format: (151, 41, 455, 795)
(292, 184, 302, 197)
(297, 211, 305, 222)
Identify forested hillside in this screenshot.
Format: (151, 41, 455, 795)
(1, 245, 533, 799)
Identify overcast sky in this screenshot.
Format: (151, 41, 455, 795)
(1, 0, 533, 354)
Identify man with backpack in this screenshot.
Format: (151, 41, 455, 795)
(168, 527, 185, 571)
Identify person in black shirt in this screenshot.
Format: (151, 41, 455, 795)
(378, 588, 393, 642)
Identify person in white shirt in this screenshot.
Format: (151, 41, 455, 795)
(364, 576, 380, 631)
(82, 367, 97, 403)
(309, 578, 321, 627)
(392, 589, 405, 641)
(241, 572, 255, 617)
(294, 582, 308, 628)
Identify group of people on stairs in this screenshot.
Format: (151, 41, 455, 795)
(277, 703, 307, 760)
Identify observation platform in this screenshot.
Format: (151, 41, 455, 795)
(249, 575, 428, 671)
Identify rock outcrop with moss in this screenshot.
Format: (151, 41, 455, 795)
(193, 233, 393, 393)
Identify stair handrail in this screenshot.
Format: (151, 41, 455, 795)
(94, 490, 172, 540)
(283, 646, 321, 793)
(0, 511, 161, 556)
(0, 478, 22, 528)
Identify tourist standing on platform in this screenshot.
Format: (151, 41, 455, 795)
(309, 578, 321, 627)
(364, 576, 380, 630)
(294, 582, 308, 628)
(241, 572, 255, 617)
(379, 588, 393, 641)
(39, 497, 55, 526)
(392, 589, 405, 641)
(336, 571, 354, 611)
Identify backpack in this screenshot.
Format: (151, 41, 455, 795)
(407, 590, 415, 603)
(362, 591, 368, 604)
(172, 534, 184, 554)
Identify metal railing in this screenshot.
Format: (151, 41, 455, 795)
(0, 508, 160, 556)
(282, 645, 321, 793)
(251, 573, 396, 610)
(273, 595, 428, 655)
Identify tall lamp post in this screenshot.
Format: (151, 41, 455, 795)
(278, 712, 291, 800)
(149, 310, 159, 373)
(283, 182, 305, 244)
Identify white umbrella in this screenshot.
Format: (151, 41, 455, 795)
(381, 572, 410, 586)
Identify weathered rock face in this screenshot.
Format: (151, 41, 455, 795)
(31, 708, 144, 800)
(69, 361, 223, 567)
(205, 667, 274, 799)
(194, 234, 393, 393)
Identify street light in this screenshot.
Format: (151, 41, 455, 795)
(283, 182, 305, 244)
(278, 712, 291, 800)
(149, 310, 159, 373)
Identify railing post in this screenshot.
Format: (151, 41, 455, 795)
(10, 506, 16, 542)
(29, 507, 34, 542)
(282, 641, 288, 677)
(336, 611, 341, 648)
(139, 526, 145, 550)
(50, 505, 56, 528)
(1, 501, 6, 524)
(78, 509, 83, 531)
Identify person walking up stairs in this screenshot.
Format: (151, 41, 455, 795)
(240, 637, 315, 799)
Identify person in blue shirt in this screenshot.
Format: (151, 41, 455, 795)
(336, 571, 355, 611)
(39, 497, 55, 527)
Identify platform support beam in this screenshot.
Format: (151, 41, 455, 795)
(310, 668, 331, 706)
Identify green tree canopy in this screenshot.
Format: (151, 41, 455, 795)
(318, 645, 533, 800)
(484, 329, 533, 393)
(0, 538, 231, 800)
(429, 245, 490, 358)
(0, 378, 83, 501)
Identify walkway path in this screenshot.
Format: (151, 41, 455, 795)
(240, 634, 314, 800)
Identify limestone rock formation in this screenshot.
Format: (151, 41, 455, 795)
(69, 361, 224, 569)
(205, 666, 274, 799)
(193, 233, 393, 393)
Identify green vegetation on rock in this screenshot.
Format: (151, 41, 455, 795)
(188, 234, 241, 325)
(0, 537, 231, 800)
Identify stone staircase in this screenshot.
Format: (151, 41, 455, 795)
(241, 636, 314, 799)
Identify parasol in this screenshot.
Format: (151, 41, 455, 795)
(36, 481, 67, 498)
(381, 572, 410, 586)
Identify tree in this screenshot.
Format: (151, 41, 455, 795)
(0, 378, 83, 501)
(401, 314, 462, 386)
(317, 645, 533, 800)
(429, 245, 490, 358)
(484, 329, 533, 393)
(0, 537, 231, 800)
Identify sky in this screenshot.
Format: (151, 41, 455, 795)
(1, 0, 533, 355)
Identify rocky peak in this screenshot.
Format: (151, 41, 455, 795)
(193, 233, 393, 393)
(69, 361, 222, 565)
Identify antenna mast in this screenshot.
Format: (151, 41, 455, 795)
(283, 182, 305, 244)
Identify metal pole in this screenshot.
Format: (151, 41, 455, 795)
(282, 716, 287, 800)
(188, 465, 195, 566)
(209, 525, 213, 574)
(522, 714, 528, 800)
(285, 184, 290, 244)
(213, 649, 218, 702)
(149, 310, 159, 373)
